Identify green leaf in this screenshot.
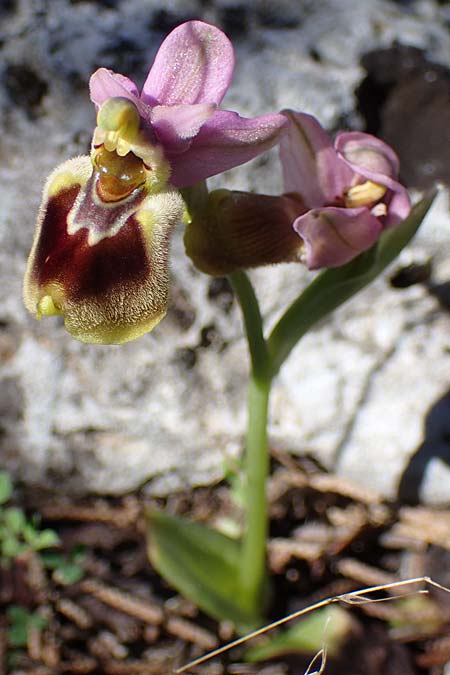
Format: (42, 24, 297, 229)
(0, 472, 13, 505)
(146, 508, 262, 632)
(245, 606, 352, 662)
(222, 456, 246, 509)
(32, 528, 60, 551)
(21, 523, 39, 546)
(29, 615, 47, 635)
(7, 605, 30, 622)
(40, 551, 65, 569)
(70, 545, 87, 564)
(53, 562, 85, 585)
(1, 536, 27, 559)
(268, 192, 437, 375)
(389, 595, 444, 635)
(7, 606, 47, 648)
(3, 507, 27, 535)
(7, 623, 30, 649)
(42, 547, 85, 584)
(22, 523, 59, 551)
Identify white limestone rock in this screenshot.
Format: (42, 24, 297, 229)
(0, 0, 449, 503)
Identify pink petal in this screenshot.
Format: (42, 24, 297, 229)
(89, 68, 153, 128)
(142, 21, 235, 107)
(335, 131, 400, 180)
(151, 102, 217, 153)
(383, 184, 412, 228)
(279, 111, 353, 208)
(293, 206, 382, 269)
(336, 132, 411, 228)
(166, 110, 288, 188)
(90, 68, 140, 108)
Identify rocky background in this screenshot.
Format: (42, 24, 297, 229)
(1, 0, 449, 504)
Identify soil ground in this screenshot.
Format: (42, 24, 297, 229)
(1, 451, 449, 675)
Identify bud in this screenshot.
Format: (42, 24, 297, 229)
(184, 189, 305, 275)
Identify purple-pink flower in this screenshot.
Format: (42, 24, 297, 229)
(23, 20, 288, 344)
(90, 20, 287, 188)
(279, 111, 411, 269)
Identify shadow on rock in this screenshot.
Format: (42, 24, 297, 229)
(398, 389, 450, 504)
(356, 43, 450, 190)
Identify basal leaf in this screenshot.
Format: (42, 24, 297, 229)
(245, 606, 352, 662)
(146, 508, 262, 631)
(268, 192, 436, 375)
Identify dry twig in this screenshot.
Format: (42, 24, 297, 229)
(176, 577, 450, 674)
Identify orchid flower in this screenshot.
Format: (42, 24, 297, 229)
(90, 21, 287, 188)
(23, 21, 287, 344)
(279, 111, 411, 269)
(184, 111, 410, 276)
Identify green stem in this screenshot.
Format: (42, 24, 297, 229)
(229, 271, 270, 381)
(229, 271, 272, 616)
(240, 373, 271, 613)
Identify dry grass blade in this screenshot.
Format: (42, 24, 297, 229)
(175, 577, 450, 674)
(304, 648, 327, 675)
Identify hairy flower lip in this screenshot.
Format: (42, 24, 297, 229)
(67, 170, 149, 246)
(23, 155, 185, 344)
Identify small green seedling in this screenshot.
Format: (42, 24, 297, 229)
(0, 471, 60, 565)
(0, 472, 85, 585)
(41, 547, 86, 585)
(6, 605, 48, 648)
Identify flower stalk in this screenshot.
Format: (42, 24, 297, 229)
(229, 271, 273, 617)
(240, 372, 271, 614)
